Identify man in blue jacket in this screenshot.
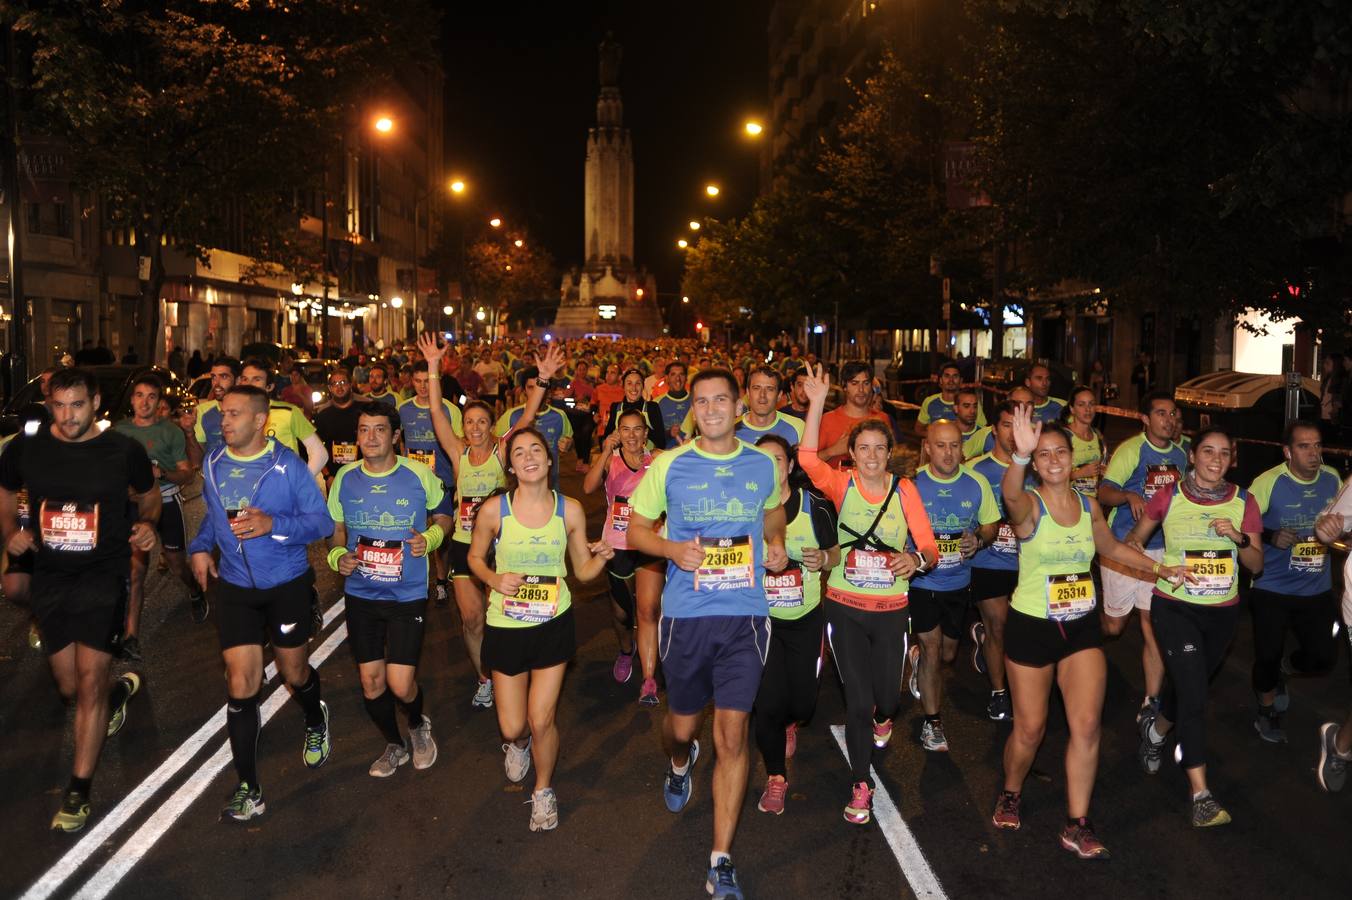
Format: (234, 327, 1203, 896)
(190, 385, 335, 824)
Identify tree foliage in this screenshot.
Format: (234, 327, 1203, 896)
(464, 229, 556, 326)
(12, 0, 437, 362)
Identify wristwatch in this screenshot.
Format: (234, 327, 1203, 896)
(534, 377, 550, 389)
(1235, 533, 1251, 549)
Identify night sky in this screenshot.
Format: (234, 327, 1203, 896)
(441, 1, 769, 297)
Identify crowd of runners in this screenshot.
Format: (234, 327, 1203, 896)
(4, 333, 1352, 899)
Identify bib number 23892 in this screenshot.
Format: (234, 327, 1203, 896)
(694, 536, 753, 591)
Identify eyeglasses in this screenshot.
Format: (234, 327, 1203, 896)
(329, 380, 349, 387)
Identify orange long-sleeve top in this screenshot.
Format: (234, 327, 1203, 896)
(798, 444, 939, 608)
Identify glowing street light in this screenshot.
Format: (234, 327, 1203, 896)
(677, 238, 689, 249)
(290, 282, 304, 296)
(443, 305, 454, 315)
(704, 184, 720, 197)
(744, 120, 763, 137)
(389, 296, 404, 308)
(681, 295, 690, 303)
(635, 288, 645, 299)
(449, 179, 466, 194)
(489, 217, 502, 228)
(475, 307, 486, 321)
(514, 239, 524, 248)
(373, 116, 394, 134)
(688, 220, 701, 231)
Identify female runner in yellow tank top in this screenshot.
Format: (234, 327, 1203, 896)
(993, 404, 1190, 858)
(417, 333, 561, 708)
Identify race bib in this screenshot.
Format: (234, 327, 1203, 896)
(935, 533, 963, 569)
(40, 501, 99, 552)
(1184, 549, 1236, 597)
(355, 536, 403, 582)
(609, 495, 632, 534)
(1046, 572, 1095, 621)
(766, 565, 805, 608)
(503, 575, 560, 623)
(333, 442, 358, 465)
(457, 496, 486, 535)
(408, 450, 436, 469)
(1073, 475, 1099, 495)
(993, 523, 1017, 554)
(1289, 537, 1327, 572)
(694, 536, 754, 591)
(1142, 464, 1181, 500)
(844, 548, 894, 590)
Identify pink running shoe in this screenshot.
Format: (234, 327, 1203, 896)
(638, 677, 659, 707)
(871, 718, 894, 749)
(612, 649, 634, 684)
(843, 781, 873, 825)
(758, 777, 788, 815)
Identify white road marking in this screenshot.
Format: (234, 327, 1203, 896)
(21, 598, 347, 900)
(830, 724, 948, 899)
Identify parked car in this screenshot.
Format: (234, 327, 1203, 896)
(0, 365, 191, 436)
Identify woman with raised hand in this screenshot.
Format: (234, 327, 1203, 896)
(797, 364, 938, 827)
(416, 333, 561, 709)
(993, 403, 1191, 858)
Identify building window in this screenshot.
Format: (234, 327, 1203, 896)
(26, 199, 72, 238)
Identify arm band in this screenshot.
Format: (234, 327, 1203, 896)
(1011, 452, 1031, 466)
(326, 545, 347, 572)
(421, 523, 445, 554)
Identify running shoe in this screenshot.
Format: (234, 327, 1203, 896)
(843, 781, 873, 825)
(1060, 817, 1110, 859)
(409, 715, 437, 769)
(190, 590, 210, 624)
(987, 690, 1012, 722)
(663, 739, 700, 813)
(1137, 706, 1165, 775)
(1317, 723, 1349, 793)
(302, 700, 331, 769)
(907, 643, 922, 701)
(220, 782, 265, 823)
(612, 648, 635, 684)
(638, 677, 660, 707)
(706, 858, 744, 900)
(50, 790, 90, 833)
(871, 718, 894, 749)
(991, 790, 1021, 830)
(758, 776, 788, 815)
(970, 621, 987, 675)
(1135, 695, 1160, 727)
(504, 737, 532, 783)
(785, 722, 798, 759)
(529, 787, 559, 832)
(920, 719, 949, 753)
(472, 678, 495, 709)
(1191, 791, 1231, 827)
(106, 672, 142, 738)
(119, 635, 143, 662)
(369, 742, 410, 778)
(434, 580, 449, 608)
(1253, 706, 1287, 744)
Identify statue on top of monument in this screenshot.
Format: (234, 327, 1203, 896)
(599, 32, 622, 88)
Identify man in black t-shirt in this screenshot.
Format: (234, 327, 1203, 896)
(0, 368, 159, 834)
(313, 366, 363, 484)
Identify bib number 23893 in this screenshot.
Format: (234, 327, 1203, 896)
(504, 575, 560, 623)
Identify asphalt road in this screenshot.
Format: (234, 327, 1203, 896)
(3, 462, 1352, 900)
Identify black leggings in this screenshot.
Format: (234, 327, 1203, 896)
(754, 605, 824, 778)
(565, 408, 594, 459)
(1250, 588, 1337, 693)
(826, 601, 908, 785)
(606, 569, 635, 627)
(1151, 597, 1238, 770)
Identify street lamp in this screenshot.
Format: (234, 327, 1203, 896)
(677, 238, 689, 249)
(681, 295, 690, 303)
(744, 120, 764, 137)
(443, 305, 454, 315)
(476, 308, 486, 321)
(449, 179, 466, 194)
(390, 296, 404, 309)
(705, 184, 720, 197)
(489, 217, 502, 228)
(373, 115, 394, 134)
(514, 239, 523, 248)
(688, 220, 701, 231)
